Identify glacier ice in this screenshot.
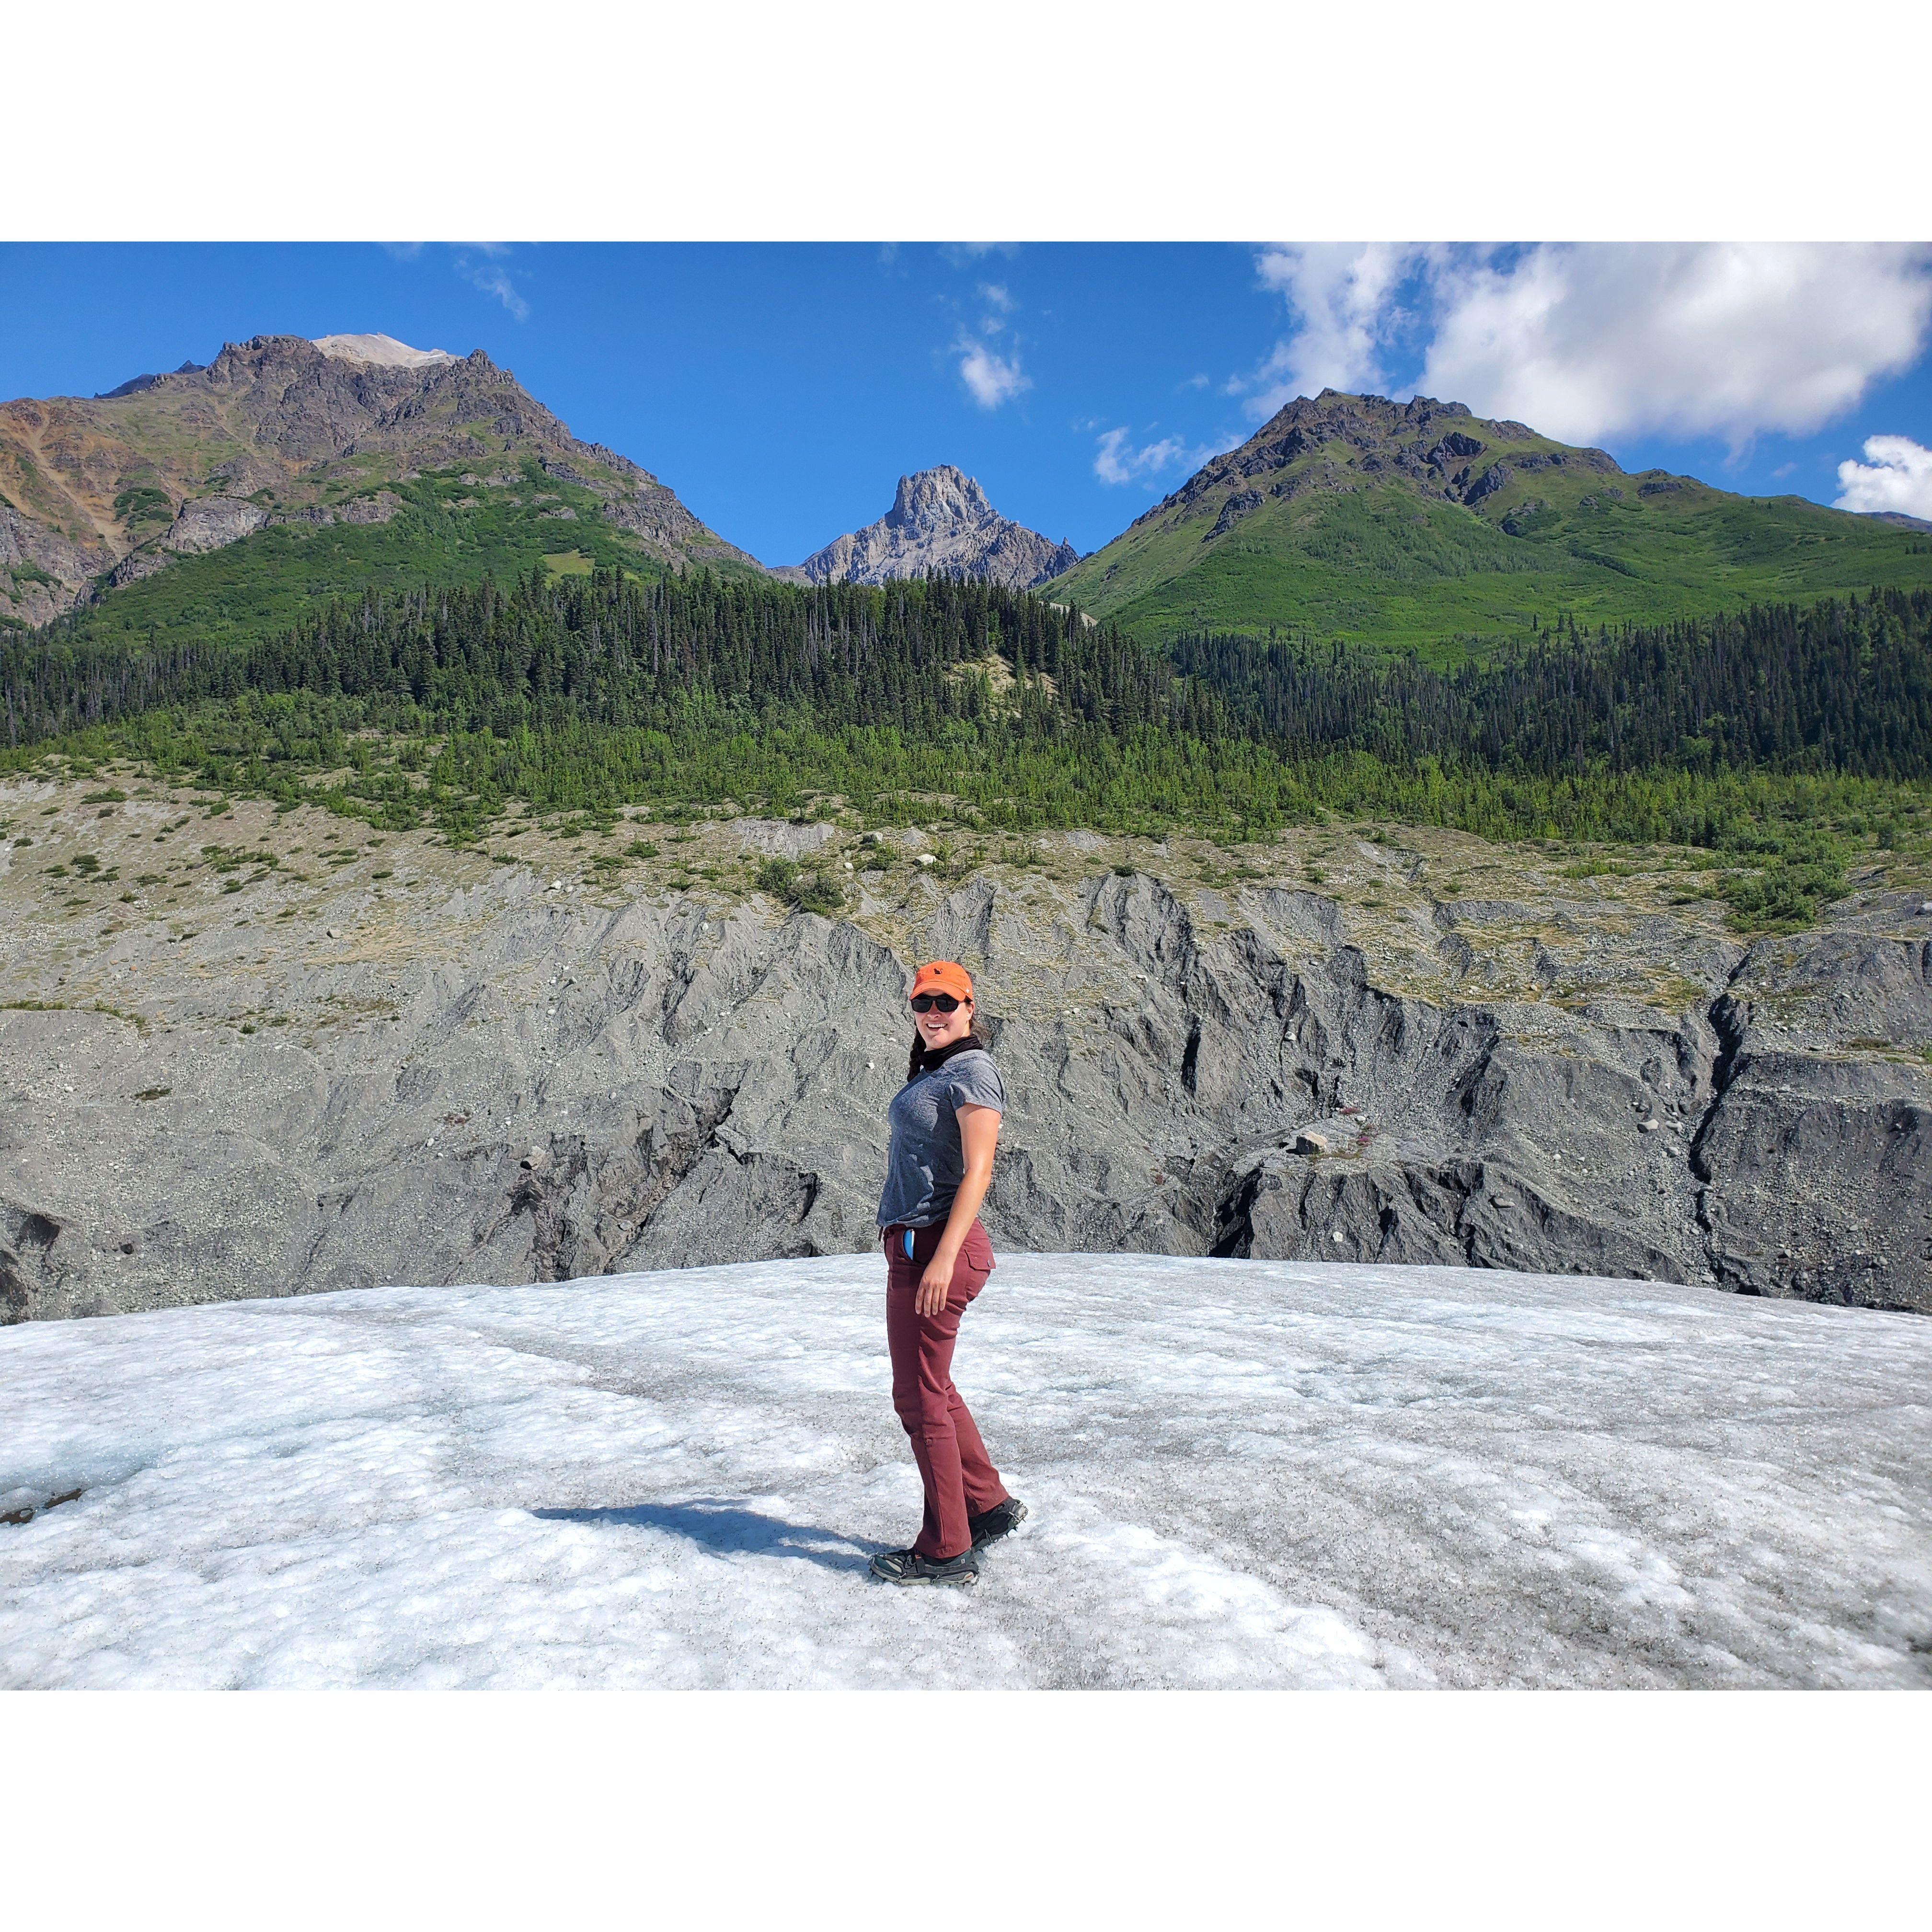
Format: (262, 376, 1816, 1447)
(2, 1255, 1928, 1689)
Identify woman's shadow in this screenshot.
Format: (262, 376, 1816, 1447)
(531, 1499, 884, 1574)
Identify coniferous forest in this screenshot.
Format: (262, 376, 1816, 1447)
(6, 569, 1932, 926)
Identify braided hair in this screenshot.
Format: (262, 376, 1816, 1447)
(904, 1027, 987, 1084)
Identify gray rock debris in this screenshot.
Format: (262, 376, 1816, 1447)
(3, 852, 1931, 1323)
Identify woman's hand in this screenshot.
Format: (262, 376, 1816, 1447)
(916, 1247, 957, 1316)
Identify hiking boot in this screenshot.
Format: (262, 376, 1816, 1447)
(869, 1546, 981, 1587)
(968, 1498, 1028, 1549)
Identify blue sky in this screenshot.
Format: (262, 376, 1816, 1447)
(4, 242, 1930, 564)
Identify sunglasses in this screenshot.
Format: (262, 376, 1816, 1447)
(910, 992, 965, 1013)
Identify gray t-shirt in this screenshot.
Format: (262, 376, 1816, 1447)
(876, 1047, 1006, 1229)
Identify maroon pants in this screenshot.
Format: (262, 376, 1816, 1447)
(883, 1219, 1009, 1560)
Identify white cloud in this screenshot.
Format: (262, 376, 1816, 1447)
(952, 283, 1029, 406)
(454, 246, 529, 320)
(1834, 435, 1932, 519)
(1246, 242, 1418, 417)
(957, 335, 1030, 409)
(1094, 426, 1239, 487)
(1242, 242, 1932, 449)
(940, 242, 1020, 266)
(470, 265, 530, 321)
(1417, 243, 1932, 447)
(1095, 428, 1173, 484)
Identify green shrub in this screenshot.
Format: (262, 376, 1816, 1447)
(756, 856, 799, 898)
(794, 871, 845, 916)
(754, 854, 842, 915)
(1721, 830, 1850, 932)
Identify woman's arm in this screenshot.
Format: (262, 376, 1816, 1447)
(916, 1101, 1001, 1315)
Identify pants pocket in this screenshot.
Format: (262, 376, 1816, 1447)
(954, 1238, 992, 1306)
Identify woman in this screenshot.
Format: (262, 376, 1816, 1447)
(870, 960, 1026, 1587)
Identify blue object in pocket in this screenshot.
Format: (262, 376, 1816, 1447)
(902, 1228, 915, 1259)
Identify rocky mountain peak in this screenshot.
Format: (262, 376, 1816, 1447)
(0, 334, 758, 628)
(790, 465, 1078, 590)
(93, 360, 207, 401)
(1131, 389, 1623, 536)
(1239, 390, 1521, 464)
(886, 464, 996, 532)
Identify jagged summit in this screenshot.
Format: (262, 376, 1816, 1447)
(94, 360, 207, 401)
(311, 333, 455, 368)
(884, 464, 997, 531)
(1132, 388, 1612, 535)
(788, 464, 1078, 590)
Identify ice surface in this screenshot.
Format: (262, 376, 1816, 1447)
(3, 1256, 1929, 1689)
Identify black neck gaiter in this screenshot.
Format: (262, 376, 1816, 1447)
(906, 1030, 984, 1081)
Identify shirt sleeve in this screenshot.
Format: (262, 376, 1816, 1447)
(947, 1054, 1005, 1115)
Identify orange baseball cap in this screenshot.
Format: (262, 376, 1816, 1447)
(910, 960, 974, 1002)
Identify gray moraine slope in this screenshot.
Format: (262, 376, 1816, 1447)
(3, 778, 1931, 1322)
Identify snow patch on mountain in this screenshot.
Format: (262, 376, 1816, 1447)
(311, 333, 456, 368)
(3, 1255, 1927, 1689)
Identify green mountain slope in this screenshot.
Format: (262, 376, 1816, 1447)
(1046, 391, 1932, 655)
(44, 459, 750, 656)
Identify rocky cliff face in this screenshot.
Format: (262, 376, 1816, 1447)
(4, 777, 1930, 1323)
(0, 505, 117, 628)
(790, 466, 1079, 589)
(0, 335, 756, 625)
